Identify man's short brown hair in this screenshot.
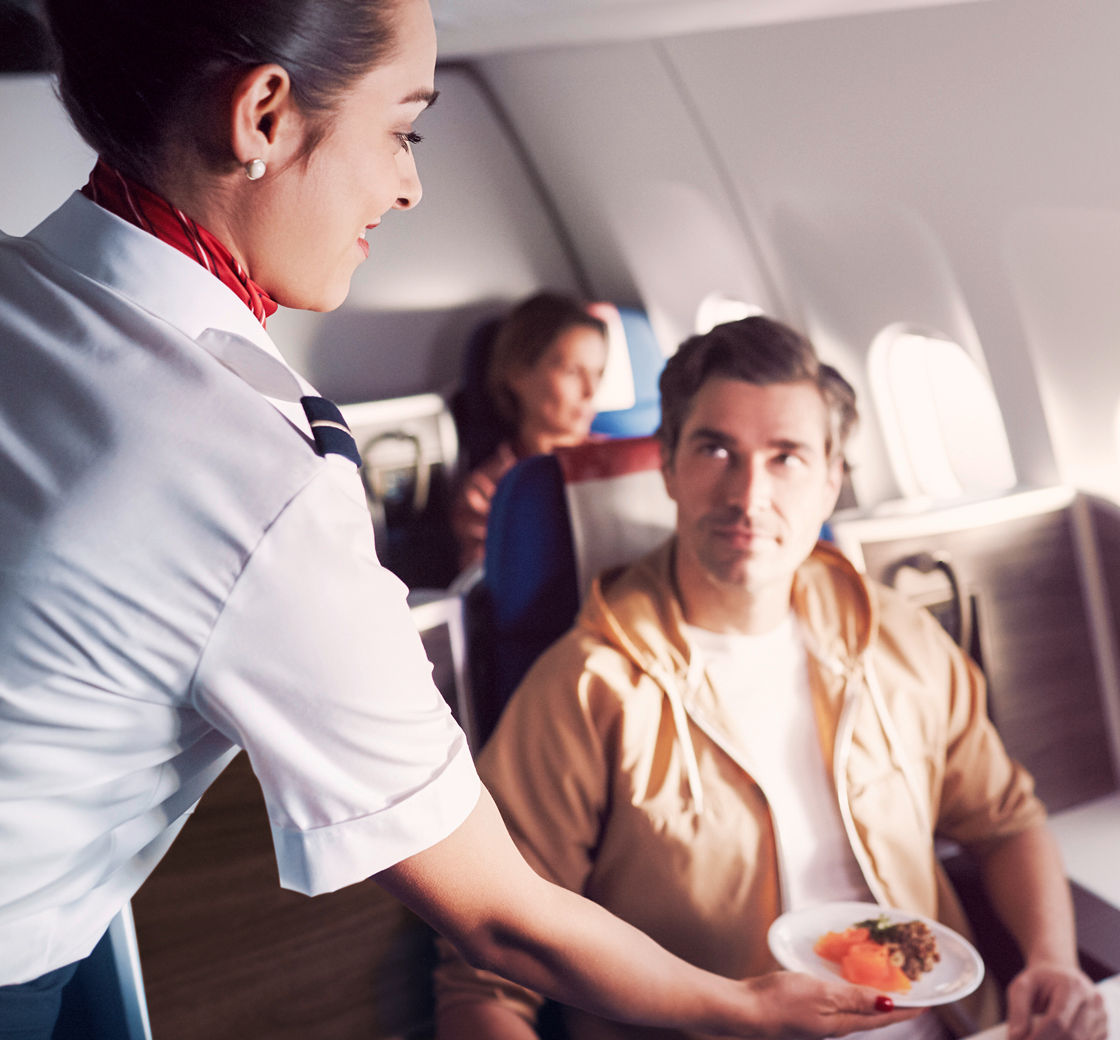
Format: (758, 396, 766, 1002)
(657, 316, 858, 466)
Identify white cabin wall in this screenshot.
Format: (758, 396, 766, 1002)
(473, 0, 1120, 506)
(472, 42, 789, 362)
(0, 74, 94, 234)
(1005, 210, 1120, 500)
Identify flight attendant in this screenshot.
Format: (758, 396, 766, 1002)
(0, 2, 918, 1037)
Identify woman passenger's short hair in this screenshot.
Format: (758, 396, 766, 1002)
(486, 292, 607, 428)
(42, 0, 402, 188)
(657, 315, 859, 464)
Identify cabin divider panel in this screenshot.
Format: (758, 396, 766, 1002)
(833, 491, 1118, 815)
(1087, 495, 1120, 776)
(131, 750, 437, 1040)
(1090, 497, 1120, 677)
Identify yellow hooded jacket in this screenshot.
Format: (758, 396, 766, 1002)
(436, 539, 1046, 1039)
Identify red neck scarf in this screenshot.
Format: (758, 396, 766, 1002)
(82, 158, 278, 327)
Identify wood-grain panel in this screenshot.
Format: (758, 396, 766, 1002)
(131, 751, 436, 1040)
(850, 505, 1116, 814)
(1091, 498, 1120, 683)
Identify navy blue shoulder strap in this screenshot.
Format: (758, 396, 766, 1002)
(300, 396, 361, 467)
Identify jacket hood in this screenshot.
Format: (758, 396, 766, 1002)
(577, 537, 882, 815)
(580, 537, 878, 680)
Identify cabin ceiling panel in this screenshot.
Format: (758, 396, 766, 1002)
(432, 0, 995, 58)
(476, 42, 783, 349)
(1005, 209, 1120, 499)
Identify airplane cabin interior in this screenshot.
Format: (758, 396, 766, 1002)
(2, 0, 1119, 1036)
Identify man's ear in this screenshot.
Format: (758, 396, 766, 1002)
(229, 64, 299, 168)
(821, 453, 845, 519)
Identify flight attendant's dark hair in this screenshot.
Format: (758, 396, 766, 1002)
(657, 315, 859, 464)
(41, 0, 402, 188)
(487, 291, 608, 428)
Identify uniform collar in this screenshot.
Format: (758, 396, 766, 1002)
(29, 192, 312, 408)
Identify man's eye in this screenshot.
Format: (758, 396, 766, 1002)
(395, 131, 424, 150)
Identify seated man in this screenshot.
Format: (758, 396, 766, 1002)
(434, 316, 1106, 1040)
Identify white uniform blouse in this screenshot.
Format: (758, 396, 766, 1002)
(0, 193, 480, 984)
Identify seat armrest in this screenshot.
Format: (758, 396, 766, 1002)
(1071, 880, 1120, 981)
(940, 848, 1023, 992)
(941, 847, 1120, 990)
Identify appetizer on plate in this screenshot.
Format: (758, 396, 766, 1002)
(814, 914, 940, 993)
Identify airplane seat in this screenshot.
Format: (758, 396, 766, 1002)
(53, 902, 153, 1040)
(340, 395, 462, 591)
(466, 435, 676, 747)
(466, 432, 842, 748)
(448, 314, 506, 473)
(588, 304, 667, 439)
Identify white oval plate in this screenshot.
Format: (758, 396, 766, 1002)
(767, 901, 985, 1007)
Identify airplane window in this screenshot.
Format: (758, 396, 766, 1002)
(870, 327, 1017, 501)
(694, 293, 763, 335)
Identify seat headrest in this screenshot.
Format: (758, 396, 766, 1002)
(590, 305, 667, 439)
(478, 435, 676, 739)
(554, 435, 676, 597)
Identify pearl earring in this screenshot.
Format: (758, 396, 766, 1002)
(245, 158, 267, 181)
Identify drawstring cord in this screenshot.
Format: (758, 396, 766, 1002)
(803, 630, 933, 906)
(593, 591, 707, 814)
(597, 575, 929, 831)
(863, 656, 934, 836)
(824, 653, 892, 906)
(650, 656, 707, 815)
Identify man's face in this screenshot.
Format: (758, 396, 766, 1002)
(662, 376, 843, 611)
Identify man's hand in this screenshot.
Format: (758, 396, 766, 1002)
(975, 827, 1108, 1040)
(1006, 963, 1107, 1040)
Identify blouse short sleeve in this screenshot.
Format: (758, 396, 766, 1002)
(191, 459, 480, 894)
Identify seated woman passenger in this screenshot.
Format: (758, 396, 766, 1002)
(451, 291, 608, 569)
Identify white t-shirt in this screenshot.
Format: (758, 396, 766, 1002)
(685, 614, 871, 909)
(685, 616, 947, 1040)
(0, 194, 480, 983)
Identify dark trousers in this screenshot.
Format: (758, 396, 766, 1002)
(0, 962, 80, 1040)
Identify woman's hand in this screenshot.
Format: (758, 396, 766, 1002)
(728, 971, 923, 1039)
(381, 791, 925, 1039)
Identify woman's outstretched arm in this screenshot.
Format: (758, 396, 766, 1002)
(377, 789, 916, 1039)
